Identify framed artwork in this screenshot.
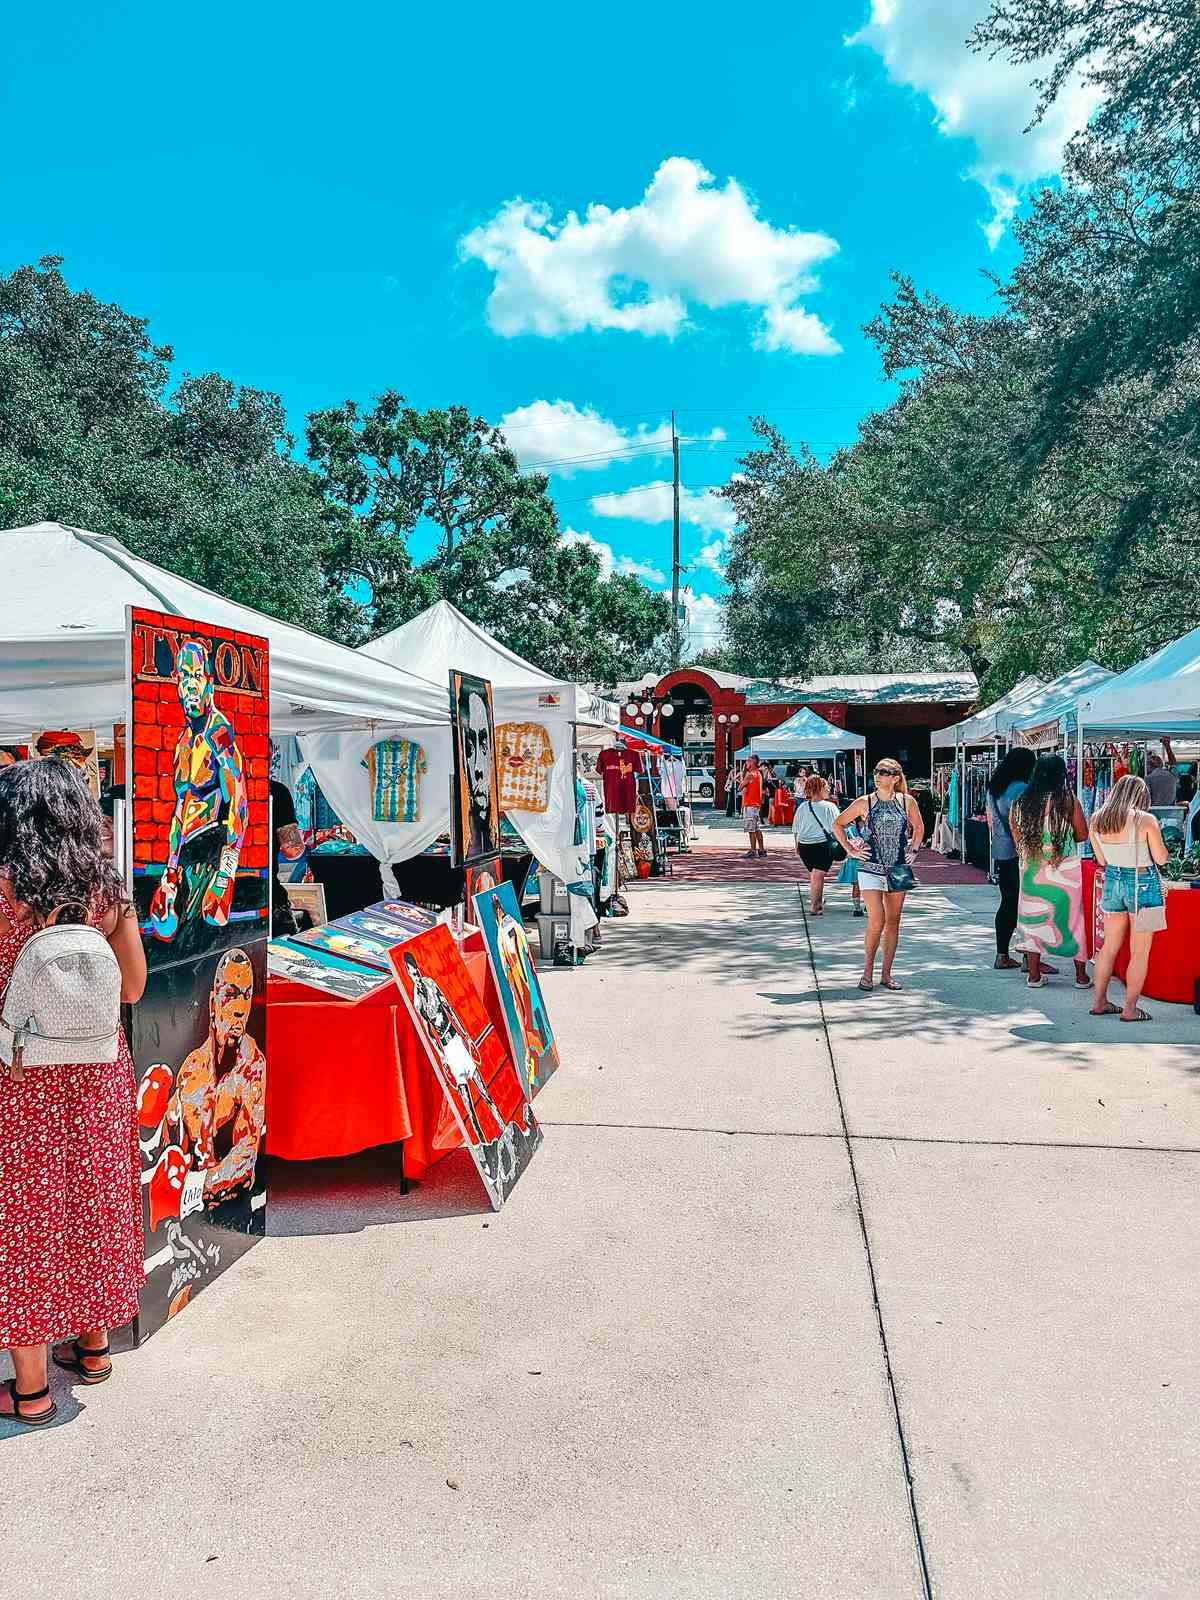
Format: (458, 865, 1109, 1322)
(283, 880, 328, 926)
(126, 606, 270, 1341)
(135, 943, 267, 1336)
(368, 899, 439, 934)
(391, 924, 541, 1210)
(267, 939, 391, 1001)
(464, 853, 502, 908)
(473, 879, 559, 1100)
(449, 670, 501, 866)
(290, 923, 393, 970)
(32, 726, 101, 796)
(126, 606, 270, 970)
(334, 908, 429, 944)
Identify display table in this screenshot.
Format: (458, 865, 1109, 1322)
(1082, 858, 1200, 1005)
(768, 789, 796, 827)
(267, 945, 504, 1177)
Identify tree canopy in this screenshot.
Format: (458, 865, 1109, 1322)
(0, 257, 670, 680)
(721, 5, 1200, 701)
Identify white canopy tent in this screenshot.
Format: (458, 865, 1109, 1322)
(748, 707, 865, 760)
(353, 600, 619, 895)
(930, 675, 1044, 752)
(1009, 660, 1116, 746)
(1074, 626, 1200, 738)
(0, 522, 447, 739)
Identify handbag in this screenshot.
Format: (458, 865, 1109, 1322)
(1133, 821, 1168, 933)
(886, 862, 916, 893)
(0, 905, 121, 1082)
(805, 801, 846, 862)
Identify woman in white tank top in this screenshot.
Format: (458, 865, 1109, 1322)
(1088, 775, 1169, 1022)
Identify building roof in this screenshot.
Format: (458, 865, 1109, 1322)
(742, 672, 978, 706)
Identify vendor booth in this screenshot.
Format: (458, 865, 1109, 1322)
(929, 676, 1044, 867)
(748, 707, 866, 811)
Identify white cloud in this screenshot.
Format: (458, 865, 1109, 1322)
(498, 398, 724, 475)
(848, 1, 1100, 246)
(560, 528, 666, 586)
(682, 590, 726, 650)
(590, 480, 736, 535)
(461, 156, 841, 353)
(693, 537, 728, 576)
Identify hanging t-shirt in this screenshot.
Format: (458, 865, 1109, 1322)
(496, 722, 555, 814)
(362, 738, 427, 823)
(595, 746, 643, 814)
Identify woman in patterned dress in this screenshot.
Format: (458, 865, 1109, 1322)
(0, 759, 146, 1426)
(834, 761, 925, 992)
(1010, 754, 1090, 990)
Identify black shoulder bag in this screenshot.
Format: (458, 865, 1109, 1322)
(807, 801, 847, 863)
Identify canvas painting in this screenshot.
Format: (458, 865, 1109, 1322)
(283, 879, 328, 927)
(32, 726, 101, 796)
(473, 879, 559, 1099)
(267, 939, 390, 1001)
(464, 853, 502, 908)
(127, 606, 271, 970)
(133, 943, 267, 1337)
(368, 899, 439, 934)
(391, 923, 541, 1210)
(334, 908, 433, 944)
(290, 922, 393, 970)
(449, 670, 501, 866)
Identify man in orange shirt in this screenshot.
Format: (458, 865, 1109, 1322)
(739, 754, 767, 859)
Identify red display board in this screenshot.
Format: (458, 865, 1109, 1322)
(125, 606, 271, 1339)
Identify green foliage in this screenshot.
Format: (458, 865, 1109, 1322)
(723, 11, 1200, 702)
(306, 391, 671, 678)
(0, 259, 671, 678)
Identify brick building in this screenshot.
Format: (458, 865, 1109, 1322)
(611, 668, 978, 795)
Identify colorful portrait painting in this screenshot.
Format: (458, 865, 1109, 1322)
(290, 923, 392, 970)
(464, 853, 501, 909)
(32, 726, 101, 796)
(473, 879, 559, 1100)
(449, 670, 501, 866)
(267, 939, 390, 1001)
(391, 924, 541, 1210)
(375, 900, 439, 932)
(134, 943, 267, 1336)
(127, 606, 270, 969)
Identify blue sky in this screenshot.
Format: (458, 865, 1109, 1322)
(4, 2, 1095, 652)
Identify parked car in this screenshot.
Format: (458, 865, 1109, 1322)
(688, 764, 716, 800)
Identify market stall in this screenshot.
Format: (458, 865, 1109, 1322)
(747, 707, 866, 805)
(929, 676, 1046, 868)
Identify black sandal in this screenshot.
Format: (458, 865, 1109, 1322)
(2, 1379, 58, 1426)
(52, 1339, 113, 1384)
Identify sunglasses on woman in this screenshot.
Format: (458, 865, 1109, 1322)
(875, 766, 901, 778)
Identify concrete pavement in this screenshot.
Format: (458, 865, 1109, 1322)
(3, 831, 1197, 1598)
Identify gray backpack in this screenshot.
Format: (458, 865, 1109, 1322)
(0, 921, 122, 1081)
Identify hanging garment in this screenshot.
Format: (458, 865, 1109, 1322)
(362, 738, 427, 823)
(947, 770, 961, 829)
(595, 746, 643, 814)
(496, 722, 555, 814)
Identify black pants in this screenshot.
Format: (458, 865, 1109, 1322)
(995, 858, 1020, 956)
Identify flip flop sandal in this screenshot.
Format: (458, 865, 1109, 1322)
(1074, 977, 1093, 989)
(880, 978, 903, 991)
(2, 1380, 58, 1427)
(1121, 1008, 1153, 1023)
(1089, 1002, 1120, 1016)
(52, 1339, 113, 1385)
(857, 979, 874, 992)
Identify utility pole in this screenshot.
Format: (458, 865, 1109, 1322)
(671, 409, 682, 670)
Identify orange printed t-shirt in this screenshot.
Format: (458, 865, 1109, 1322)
(743, 771, 764, 809)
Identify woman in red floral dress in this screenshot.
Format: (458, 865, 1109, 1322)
(0, 760, 146, 1426)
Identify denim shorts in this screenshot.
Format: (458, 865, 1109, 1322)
(1101, 865, 1164, 915)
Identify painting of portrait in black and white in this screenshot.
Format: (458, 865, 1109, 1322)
(450, 671, 501, 866)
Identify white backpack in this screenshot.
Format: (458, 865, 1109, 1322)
(0, 922, 122, 1081)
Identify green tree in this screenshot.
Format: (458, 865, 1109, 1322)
(307, 391, 671, 677)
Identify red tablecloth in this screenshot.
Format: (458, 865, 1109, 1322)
(1082, 858, 1200, 1005)
(768, 789, 796, 826)
(266, 945, 503, 1176)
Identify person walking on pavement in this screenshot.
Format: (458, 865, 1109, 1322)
(1011, 754, 1090, 990)
(739, 755, 767, 859)
(1088, 775, 1169, 1022)
(986, 747, 1036, 971)
(792, 774, 840, 916)
(834, 760, 924, 991)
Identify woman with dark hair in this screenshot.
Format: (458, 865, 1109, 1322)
(986, 746, 1037, 970)
(1011, 754, 1090, 990)
(0, 759, 146, 1425)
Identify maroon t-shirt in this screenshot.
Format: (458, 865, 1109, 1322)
(596, 747, 644, 814)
